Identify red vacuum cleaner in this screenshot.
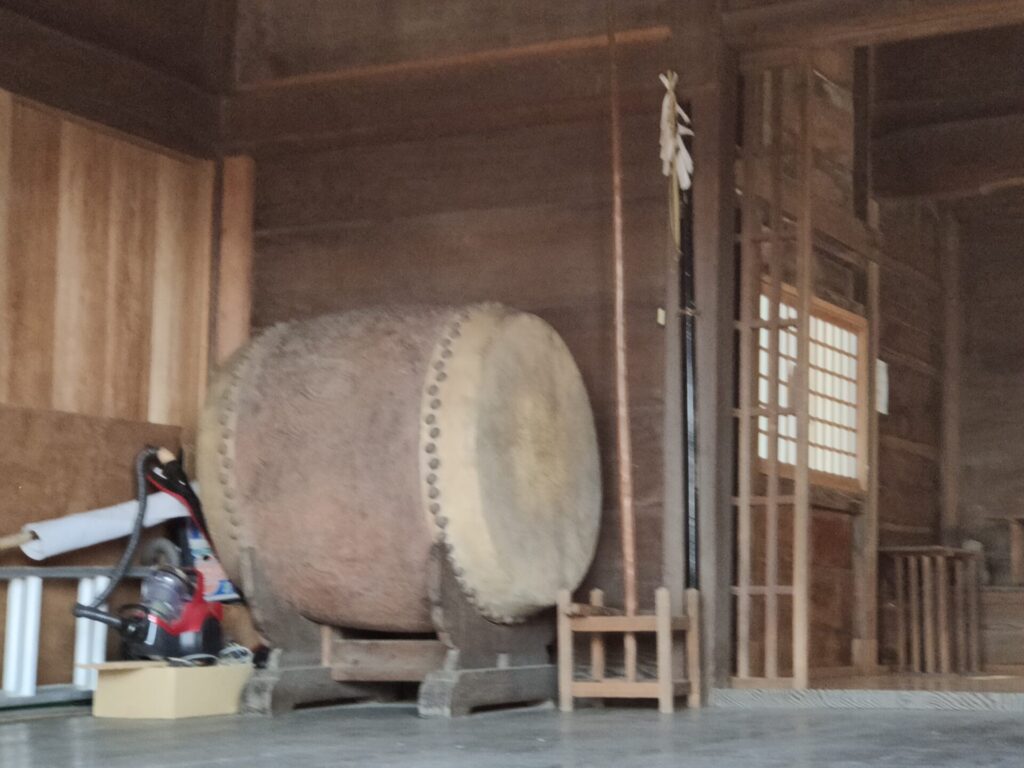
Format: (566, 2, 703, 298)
(72, 447, 224, 661)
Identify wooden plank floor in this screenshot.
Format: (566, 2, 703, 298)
(712, 672, 1024, 712)
(813, 673, 1024, 693)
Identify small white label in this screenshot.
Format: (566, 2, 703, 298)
(656, 307, 667, 327)
(876, 359, 890, 415)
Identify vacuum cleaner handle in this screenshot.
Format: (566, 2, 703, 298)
(72, 604, 126, 630)
(72, 445, 164, 628)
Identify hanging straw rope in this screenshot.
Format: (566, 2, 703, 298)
(659, 70, 694, 249)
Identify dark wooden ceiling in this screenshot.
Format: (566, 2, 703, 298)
(872, 22, 1024, 205)
(951, 187, 1024, 221)
(0, 0, 235, 155)
(874, 23, 1024, 137)
(0, 0, 233, 92)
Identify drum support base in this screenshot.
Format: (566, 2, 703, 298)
(241, 649, 391, 715)
(418, 662, 556, 717)
(242, 546, 558, 717)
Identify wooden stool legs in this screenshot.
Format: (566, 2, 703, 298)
(557, 586, 701, 713)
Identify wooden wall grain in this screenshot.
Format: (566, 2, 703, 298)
(0, 406, 182, 685)
(252, 110, 670, 610)
(876, 200, 948, 546)
(235, 0, 739, 686)
(0, 88, 215, 428)
(959, 218, 1024, 582)
(0, 87, 216, 685)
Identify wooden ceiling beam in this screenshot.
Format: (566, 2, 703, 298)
(0, 6, 218, 156)
(236, 27, 671, 92)
(724, 0, 1024, 49)
(873, 88, 1024, 137)
(220, 32, 698, 155)
(872, 113, 1024, 199)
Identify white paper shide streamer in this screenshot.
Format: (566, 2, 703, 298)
(659, 71, 694, 193)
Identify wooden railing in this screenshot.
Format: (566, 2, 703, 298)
(880, 546, 981, 674)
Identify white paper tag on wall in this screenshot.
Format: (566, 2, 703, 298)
(876, 359, 890, 415)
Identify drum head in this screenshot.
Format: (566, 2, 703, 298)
(420, 305, 601, 622)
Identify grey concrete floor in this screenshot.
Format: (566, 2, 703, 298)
(1, 703, 1023, 767)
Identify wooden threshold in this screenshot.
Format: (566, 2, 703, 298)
(569, 614, 689, 633)
(571, 680, 691, 699)
(730, 676, 798, 690)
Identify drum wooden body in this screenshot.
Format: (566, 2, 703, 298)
(197, 304, 601, 634)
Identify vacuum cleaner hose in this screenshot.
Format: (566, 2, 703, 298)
(72, 445, 161, 629)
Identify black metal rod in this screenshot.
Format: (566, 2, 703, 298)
(680, 105, 700, 589)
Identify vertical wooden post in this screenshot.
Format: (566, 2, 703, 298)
(940, 216, 960, 543)
(692, 45, 739, 693)
(589, 589, 605, 681)
(605, 1, 638, 685)
(954, 558, 967, 672)
(937, 555, 951, 673)
(686, 588, 703, 709)
(656, 587, 674, 713)
(215, 155, 255, 364)
(967, 556, 981, 672)
(763, 67, 784, 682)
(855, 258, 881, 672)
(734, 63, 762, 682)
(922, 555, 935, 673)
(895, 556, 907, 670)
(908, 555, 922, 673)
(791, 56, 815, 690)
(319, 625, 333, 669)
(556, 590, 573, 712)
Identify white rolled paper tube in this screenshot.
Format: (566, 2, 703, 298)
(20, 490, 193, 561)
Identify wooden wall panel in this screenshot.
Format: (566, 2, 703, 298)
(103, 142, 159, 420)
(4, 100, 61, 410)
(0, 89, 216, 685)
(0, 405, 181, 685)
(0, 89, 215, 426)
(0, 92, 8, 404)
(959, 219, 1024, 582)
(240, 0, 737, 687)
(251, 103, 670, 608)
(53, 121, 115, 417)
(148, 155, 214, 427)
(877, 200, 949, 546)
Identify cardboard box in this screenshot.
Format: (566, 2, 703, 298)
(81, 661, 252, 719)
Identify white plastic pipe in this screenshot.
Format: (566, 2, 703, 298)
(18, 577, 43, 697)
(72, 578, 96, 689)
(2, 578, 26, 695)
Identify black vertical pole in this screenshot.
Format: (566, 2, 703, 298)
(681, 103, 700, 589)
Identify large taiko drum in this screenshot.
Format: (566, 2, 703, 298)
(197, 304, 601, 634)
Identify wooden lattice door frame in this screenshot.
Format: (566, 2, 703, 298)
(732, 50, 881, 690)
